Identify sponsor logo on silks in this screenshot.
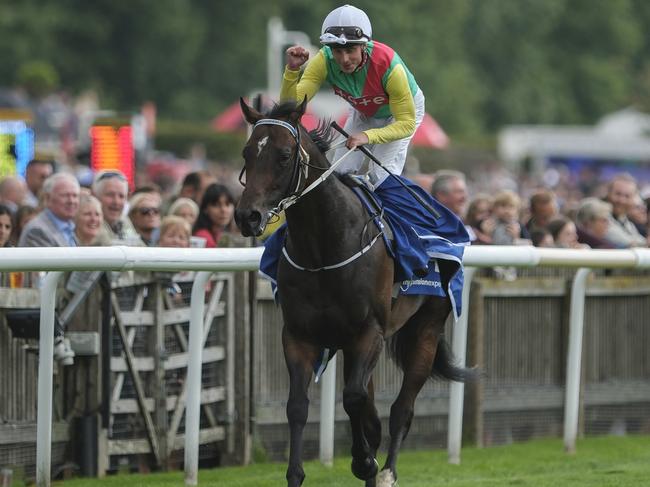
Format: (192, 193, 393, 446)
(333, 86, 388, 109)
(400, 278, 442, 292)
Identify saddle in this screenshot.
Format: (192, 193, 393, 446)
(340, 174, 395, 251)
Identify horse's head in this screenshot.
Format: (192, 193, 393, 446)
(235, 97, 308, 237)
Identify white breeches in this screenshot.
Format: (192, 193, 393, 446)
(332, 89, 425, 187)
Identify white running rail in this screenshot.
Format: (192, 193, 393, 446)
(2, 245, 650, 485)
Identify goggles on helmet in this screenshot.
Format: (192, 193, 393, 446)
(320, 26, 369, 45)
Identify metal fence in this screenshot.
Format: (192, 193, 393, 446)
(252, 268, 650, 460)
(1, 246, 650, 487)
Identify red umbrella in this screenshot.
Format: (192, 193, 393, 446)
(213, 101, 449, 149)
(411, 113, 449, 149)
(212, 102, 246, 132)
(212, 100, 325, 132)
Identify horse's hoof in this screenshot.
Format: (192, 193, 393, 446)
(376, 469, 397, 487)
(351, 456, 379, 480)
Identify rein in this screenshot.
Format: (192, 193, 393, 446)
(251, 119, 356, 217)
(250, 118, 383, 272)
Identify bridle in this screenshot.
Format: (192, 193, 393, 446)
(240, 117, 355, 221)
(240, 117, 382, 272)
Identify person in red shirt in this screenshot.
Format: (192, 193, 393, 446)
(192, 183, 236, 247)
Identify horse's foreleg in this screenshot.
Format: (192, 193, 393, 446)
(343, 329, 383, 481)
(283, 327, 319, 487)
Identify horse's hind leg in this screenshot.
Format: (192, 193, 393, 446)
(380, 297, 451, 486)
(282, 326, 319, 487)
(342, 328, 384, 481)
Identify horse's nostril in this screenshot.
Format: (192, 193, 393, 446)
(248, 211, 262, 226)
(235, 209, 265, 237)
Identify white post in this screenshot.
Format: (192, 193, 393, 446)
(319, 353, 337, 466)
(36, 271, 64, 487)
(184, 271, 213, 486)
(447, 266, 477, 465)
(563, 268, 590, 453)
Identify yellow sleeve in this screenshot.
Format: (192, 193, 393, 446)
(363, 64, 417, 144)
(280, 50, 327, 103)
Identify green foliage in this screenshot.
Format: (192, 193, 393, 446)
(15, 61, 59, 97)
(154, 119, 246, 164)
(1, 0, 650, 136)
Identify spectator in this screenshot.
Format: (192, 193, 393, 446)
(193, 183, 236, 248)
(10, 205, 38, 246)
(128, 191, 162, 246)
(575, 197, 616, 249)
(24, 158, 54, 207)
(168, 197, 199, 227)
(75, 194, 103, 246)
(18, 173, 79, 247)
(92, 170, 139, 244)
(547, 217, 587, 249)
(0, 204, 14, 287)
(627, 194, 648, 238)
(0, 176, 27, 214)
(530, 227, 554, 247)
(0, 204, 13, 247)
(131, 183, 162, 197)
(431, 170, 468, 219)
(158, 216, 191, 248)
(179, 170, 216, 205)
(491, 190, 530, 245)
(525, 189, 558, 232)
(603, 174, 646, 248)
(465, 194, 494, 245)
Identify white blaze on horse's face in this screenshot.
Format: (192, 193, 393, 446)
(257, 136, 269, 156)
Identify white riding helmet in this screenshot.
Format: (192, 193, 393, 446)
(320, 4, 372, 46)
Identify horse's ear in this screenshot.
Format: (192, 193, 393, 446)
(289, 96, 308, 123)
(240, 97, 263, 125)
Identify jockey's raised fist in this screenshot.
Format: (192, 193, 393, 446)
(286, 46, 310, 70)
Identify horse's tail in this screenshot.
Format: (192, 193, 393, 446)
(387, 326, 478, 383)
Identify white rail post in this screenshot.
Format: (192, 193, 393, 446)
(447, 266, 477, 465)
(36, 271, 64, 487)
(184, 271, 214, 486)
(563, 267, 590, 454)
(319, 353, 337, 466)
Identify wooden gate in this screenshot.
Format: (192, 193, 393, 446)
(104, 271, 234, 472)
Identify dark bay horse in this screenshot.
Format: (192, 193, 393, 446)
(235, 98, 474, 487)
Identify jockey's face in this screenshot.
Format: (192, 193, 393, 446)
(330, 44, 364, 73)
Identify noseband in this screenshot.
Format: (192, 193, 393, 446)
(239, 119, 309, 215)
(241, 118, 355, 220)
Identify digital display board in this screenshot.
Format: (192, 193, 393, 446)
(90, 125, 135, 190)
(0, 120, 35, 178)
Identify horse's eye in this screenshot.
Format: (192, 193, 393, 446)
(279, 148, 292, 163)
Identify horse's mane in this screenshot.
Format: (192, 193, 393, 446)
(266, 101, 335, 155)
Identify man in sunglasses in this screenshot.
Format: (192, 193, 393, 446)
(128, 191, 162, 246)
(280, 5, 469, 292)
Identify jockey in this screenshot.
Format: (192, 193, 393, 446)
(278, 4, 470, 314)
(281, 4, 421, 188)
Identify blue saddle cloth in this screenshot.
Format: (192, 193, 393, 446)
(259, 175, 470, 320)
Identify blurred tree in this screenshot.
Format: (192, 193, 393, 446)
(0, 0, 649, 134)
(16, 61, 59, 98)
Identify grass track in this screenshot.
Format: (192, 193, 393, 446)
(57, 435, 650, 486)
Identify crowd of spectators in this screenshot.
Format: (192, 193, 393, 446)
(0, 160, 239, 290)
(2, 158, 650, 289)
(424, 169, 650, 252)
